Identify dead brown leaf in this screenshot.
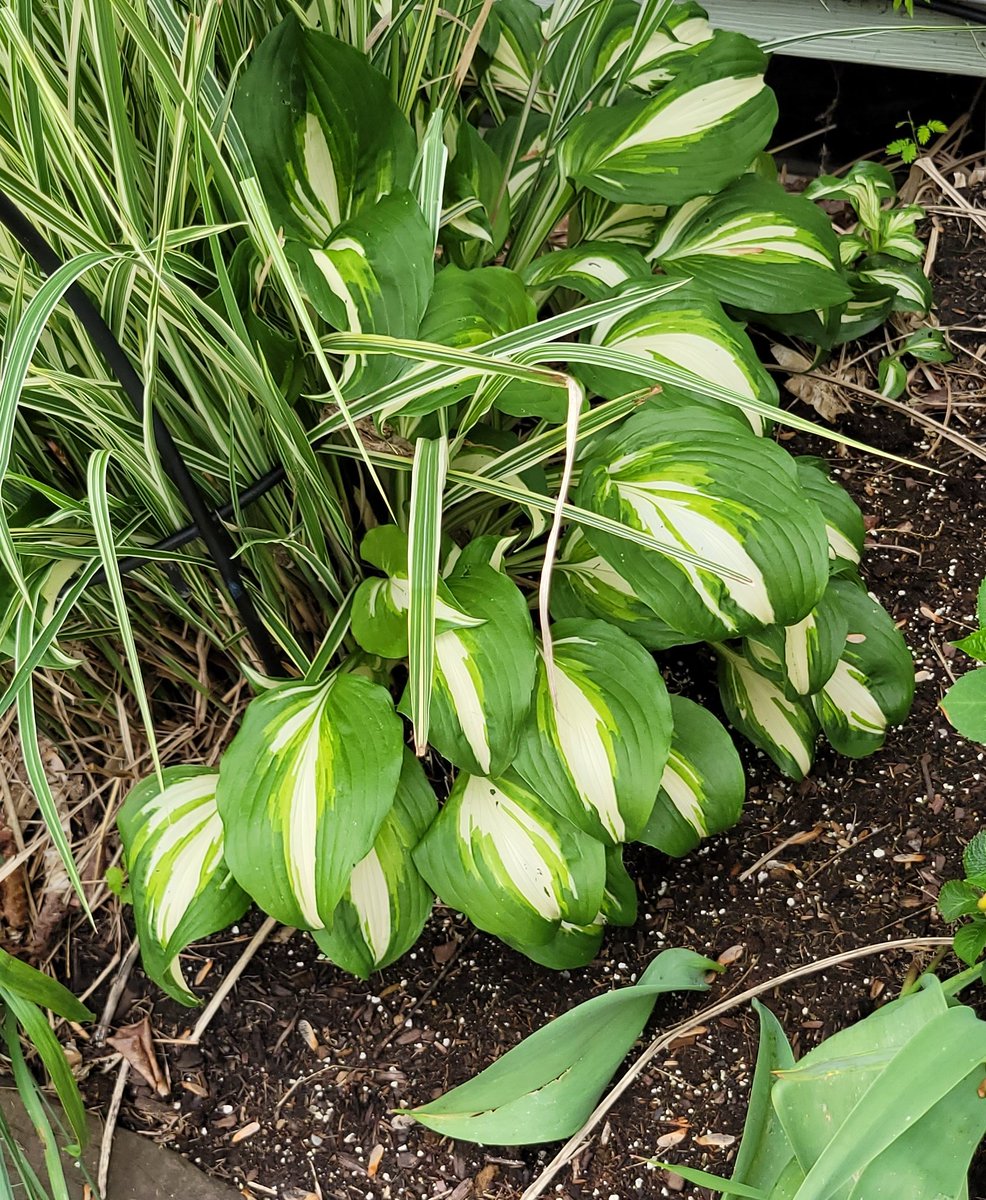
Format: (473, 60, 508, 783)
(772, 344, 855, 422)
(716, 944, 745, 966)
(107, 1016, 168, 1096)
(656, 1129, 688, 1149)
(230, 1120, 261, 1144)
(474, 1163, 498, 1195)
(366, 1144, 384, 1178)
(695, 1132, 736, 1149)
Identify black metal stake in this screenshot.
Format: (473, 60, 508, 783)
(0, 191, 285, 677)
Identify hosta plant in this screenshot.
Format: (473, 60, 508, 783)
(1, 0, 921, 990)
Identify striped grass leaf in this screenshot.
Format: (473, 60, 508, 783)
(407, 436, 449, 753)
(637, 695, 745, 857)
(442, 120, 511, 267)
(513, 618, 672, 844)
(399, 553, 537, 776)
(574, 405, 830, 644)
(117, 767, 251, 1005)
(313, 750, 437, 979)
(451, 433, 549, 540)
(811, 580, 916, 758)
(716, 644, 818, 781)
(215, 673, 405, 932)
(795, 458, 865, 576)
(574, 279, 779, 434)
(855, 254, 933, 315)
(409, 948, 718, 1141)
(743, 579, 850, 699)
(522, 241, 652, 304)
(550, 528, 685, 650)
(560, 33, 776, 206)
(413, 109, 449, 252)
(0, 946, 92, 1022)
(647, 176, 851, 314)
(232, 15, 415, 241)
(412, 771, 606, 947)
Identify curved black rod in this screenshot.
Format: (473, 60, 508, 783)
(929, 1, 986, 24)
(0, 191, 284, 676)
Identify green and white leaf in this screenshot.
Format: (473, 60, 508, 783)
(313, 750, 438, 979)
(878, 354, 907, 400)
(442, 121, 510, 267)
(811, 580, 915, 758)
(648, 176, 851, 313)
(594, 1, 714, 92)
(638, 695, 745, 858)
(413, 771, 606, 947)
(572, 196, 669, 248)
(118, 767, 250, 1005)
(216, 674, 404, 931)
(855, 254, 932, 315)
(560, 33, 777, 206)
(743, 579, 849, 698)
(804, 162, 895, 233)
(513, 618, 672, 844)
(575, 405, 830, 644)
(576, 280, 777, 434)
(795, 457, 865, 575)
(482, 0, 545, 108)
(523, 242, 652, 304)
(716, 644, 818, 781)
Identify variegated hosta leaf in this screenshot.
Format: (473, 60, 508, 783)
(215, 674, 404, 931)
(647, 175, 851, 314)
(513, 618, 672, 844)
(876, 204, 926, 262)
(291, 190, 433, 391)
(743, 579, 849, 699)
(442, 122, 510, 268)
(855, 254, 932, 315)
(837, 277, 897, 342)
(794, 458, 865, 576)
(804, 162, 896, 233)
(234, 16, 415, 241)
(560, 33, 777, 206)
(716, 644, 818, 781)
(575, 405, 830, 644)
(594, 1, 714, 93)
(118, 767, 250, 1005)
(572, 195, 669, 248)
(551, 528, 687, 651)
(812, 580, 915, 758)
(522, 242, 652, 305)
(312, 750, 437, 979)
(414, 772, 606, 947)
(399, 555, 537, 777)
(481, 0, 546, 111)
(453, 433, 548, 539)
(601, 845, 638, 927)
(638, 695, 745, 858)
(576, 280, 778, 434)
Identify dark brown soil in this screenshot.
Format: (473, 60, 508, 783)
(74, 187, 986, 1200)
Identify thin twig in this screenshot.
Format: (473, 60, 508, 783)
(93, 939, 141, 1046)
(519, 936, 953, 1200)
(98, 1058, 130, 1197)
(187, 916, 277, 1044)
(914, 157, 986, 237)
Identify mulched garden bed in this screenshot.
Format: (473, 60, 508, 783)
(72, 168, 986, 1200)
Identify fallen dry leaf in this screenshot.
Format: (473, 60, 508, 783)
(107, 1016, 168, 1096)
(656, 1129, 688, 1149)
(717, 944, 745, 966)
(231, 1120, 261, 1144)
(772, 344, 855, 422)
(474, 1164, 498, 1195)
(367, 1144, 384, 1178)
(695, 1132, 736, 1149)
(298, 1018, 319, 1051)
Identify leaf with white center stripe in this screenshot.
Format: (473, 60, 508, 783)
(576, 280, 777, 435)
(482, 0, 546, 110)
(313, 750, 438, 979)
(794, 458, 865, 576)
(716, 644, 818, 781)
(743, 579, 849, 699)
(812, 580, 915, 758)
(638, 696, 744, 857)
(551, 528, 687, 650)
(513, 618, 672, 845)
(215, 673, 404, 932)
(291, 190, 433, 392)
(647, 176, 851, 314)
(836, 277, 897, 342)
(118, 767, 250, 1005)
(413, 772, 606, 947)
(400, 554, 537, 776)
(523, 243, 652, 305)
(234, 16, 415, 242)
(855, 255, 932, 315)
(573, 196, 669, 248)
(594, 1, 714, 93)
(560, 33, 777, 206)
(442, 122, 510, 269)
(804, 162, 895, 232)
(575, 405, 830, 644)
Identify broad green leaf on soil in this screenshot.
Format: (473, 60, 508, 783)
(234, 16, 415, 240)
(523, 243, 653, 304)
(594, 1, 714, 93)
(216, 674, 404, 932)
(772, 979, 986, 1200)
(638, 695, 745, 857)
(964, 829, 986, 883)
(575, 405, 829, 644)
(812, 580, 915, 758)
(954, 628, 986, 662)
(442, 121, 510, 268)
(855, 254, 933, 315)
(410, 948, 719, 1143)
(312, 751, 437, 978)
(512, 618, 672, 844)
(937, 879, 983, 921)
(743, 579, 849, 698)
(412, 771, 606, 947)
(941, 667, 986, 744)
(290, 190, 433, 390)
(399, 556, 537, 777)
(117, 767, 250, 1005)
(560, 33, 777, 206)
(953, 918, 986, 965)
(551, 528, 686, 650)
(0, 946, 92, 1023)
(575, 280, 778, 434)
(716, 644, 818, 781)
(647, 176, 851, 313)
(794, 458, 865, 575)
